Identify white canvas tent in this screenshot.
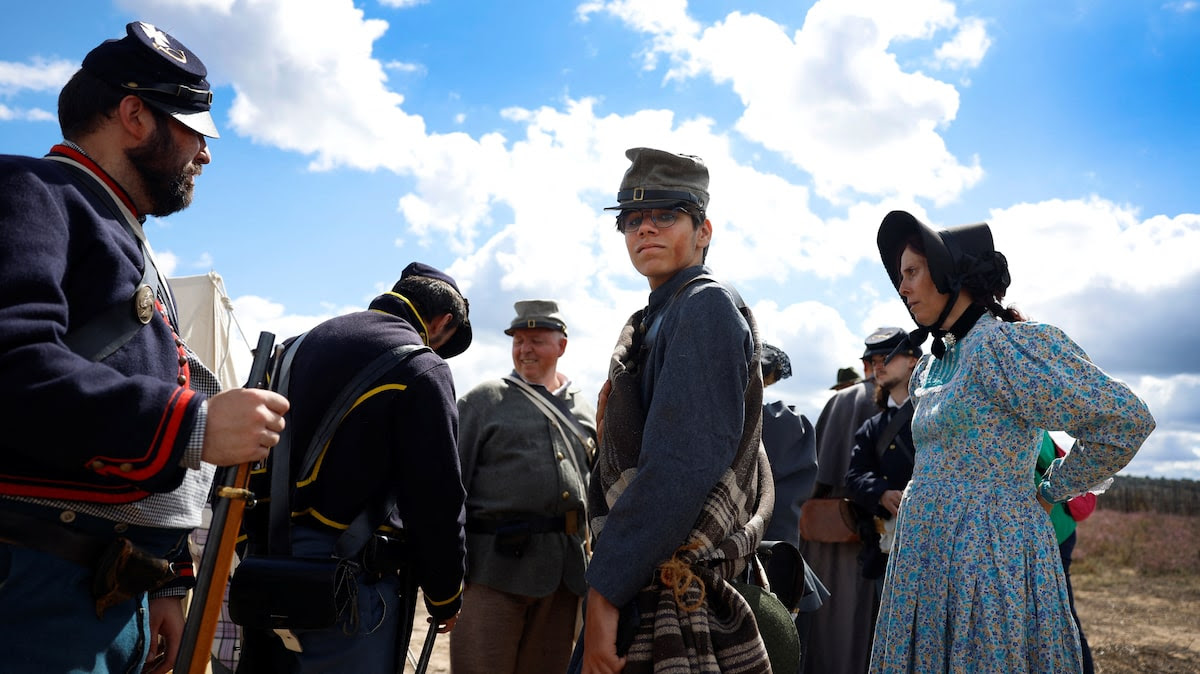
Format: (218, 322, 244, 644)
(169, 271, 244, 390)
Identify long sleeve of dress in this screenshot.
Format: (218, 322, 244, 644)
(979, 321, 1155, 502)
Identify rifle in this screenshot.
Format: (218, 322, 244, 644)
(176, 331, 276, 674)
(414, 621, 439, 674)
(395, 556, 419, 674)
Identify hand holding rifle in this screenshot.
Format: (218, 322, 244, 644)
(174, 332, 289, 674)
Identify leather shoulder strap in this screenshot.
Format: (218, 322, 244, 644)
(502, 375, 597, 464)
(874, 399, 914, 462)
(266, 337, 429, 557)
(45, 157, 173, 360)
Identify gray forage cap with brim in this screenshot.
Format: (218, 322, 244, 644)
(604, 147, 710, 212)
(505, 300, 568, 337)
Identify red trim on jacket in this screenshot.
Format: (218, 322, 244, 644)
(0, 475, 152, 503)
(48, 144, 140, 218)
(87, 386, 196, 481)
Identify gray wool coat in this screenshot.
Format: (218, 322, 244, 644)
(457, 376, 596, 597)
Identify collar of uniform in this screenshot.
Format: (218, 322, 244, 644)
(48, 144, 142, 221)
(646, 264, 710, 315)
(509, 369, 570, 396)
(367, 292, 427, 340)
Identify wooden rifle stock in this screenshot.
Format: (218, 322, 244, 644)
(176, 331, 276, 674)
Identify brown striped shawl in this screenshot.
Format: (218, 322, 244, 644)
(589, 302, 775, 673)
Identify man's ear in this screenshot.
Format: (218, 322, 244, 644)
(697, 218, 713, 248)
(116, 95, 155, 142)
(427, 313, 454, 339)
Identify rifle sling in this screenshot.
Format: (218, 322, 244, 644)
(266, 338, 430, 558)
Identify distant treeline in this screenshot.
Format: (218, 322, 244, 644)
(1097, 475, 1200, 516)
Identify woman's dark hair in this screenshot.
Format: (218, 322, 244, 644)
(58, 69, 127, 140)
(897, 233, 1024, 323)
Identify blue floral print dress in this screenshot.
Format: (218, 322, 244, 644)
(869, 313, 1154, 673)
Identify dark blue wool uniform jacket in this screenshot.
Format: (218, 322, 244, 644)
(252, 295, 468, 618)
(0, 149, 202, 502)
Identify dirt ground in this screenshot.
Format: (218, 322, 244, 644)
(1073, 568, 1200, 673)
(403, 569, 1200, 673)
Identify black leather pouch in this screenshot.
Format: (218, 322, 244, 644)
(227, 555, 356, 630)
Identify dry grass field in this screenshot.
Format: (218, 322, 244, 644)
(1071, 510, 1200, 673)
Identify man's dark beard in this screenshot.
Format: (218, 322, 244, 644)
(125, 117, 193, 216)
(873, 380, 893, 409)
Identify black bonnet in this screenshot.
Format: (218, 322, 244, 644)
(877, 210, 1008, 296)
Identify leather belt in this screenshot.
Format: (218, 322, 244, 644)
(0, 507, 180, 616)
(466, 510, 583, 536)
(0, 507, 110, 568)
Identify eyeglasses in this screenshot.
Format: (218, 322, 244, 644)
(615, 207, 694, 233)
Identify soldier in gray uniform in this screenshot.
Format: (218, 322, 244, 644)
(452, 300, 596, 674)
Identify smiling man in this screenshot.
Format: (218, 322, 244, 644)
(452, 300, 597, 674)
(572, 148, 774, 673)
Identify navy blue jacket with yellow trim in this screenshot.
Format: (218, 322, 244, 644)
(259, 295, 467, 618)
(0, 149, 201, 502)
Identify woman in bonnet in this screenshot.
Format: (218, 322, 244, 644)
(869, 210, 1154, 672)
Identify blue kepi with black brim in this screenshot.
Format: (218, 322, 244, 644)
(81, 21, 219, 138)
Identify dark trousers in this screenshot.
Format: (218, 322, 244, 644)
(1060, 532, 1094, 674)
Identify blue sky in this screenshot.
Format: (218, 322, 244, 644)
(2, 0, 1198, 479)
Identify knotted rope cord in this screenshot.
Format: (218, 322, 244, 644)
(658, 540, 706, 612)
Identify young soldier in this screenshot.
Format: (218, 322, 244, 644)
(574, 147, 773, 673)
(845, 328, 922, 581)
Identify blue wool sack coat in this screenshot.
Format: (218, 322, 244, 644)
(0, 149, 203, 502)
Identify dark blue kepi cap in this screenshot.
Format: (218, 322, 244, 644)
(863, 326, 923, 363)
(81, 22, 219, 138)
(394, 262, 473, 359)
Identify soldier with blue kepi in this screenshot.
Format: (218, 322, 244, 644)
(844, 328, 922, 584)
(236, 262, 471, 674)
(0, 22, 288, 674)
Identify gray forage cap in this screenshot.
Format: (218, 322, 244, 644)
(604, 147, 709, 212)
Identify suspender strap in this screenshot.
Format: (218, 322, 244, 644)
(874, 400, 915, 463)
(295, 343, 431, 480)
(265, 332, 309, 555)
